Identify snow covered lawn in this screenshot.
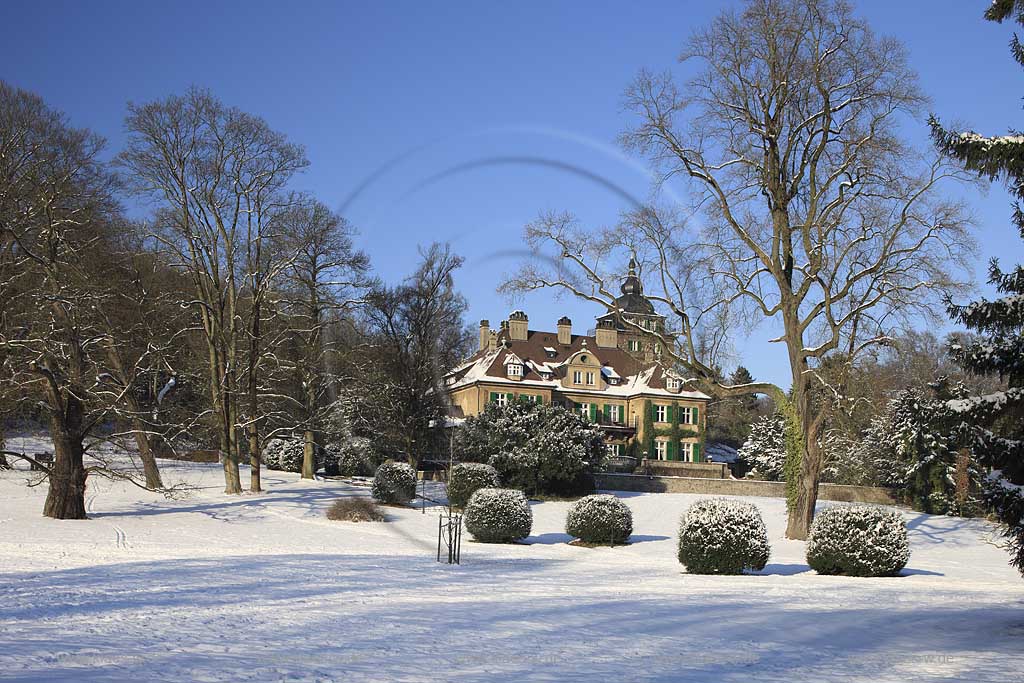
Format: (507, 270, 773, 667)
(1, 446, 1022, 682)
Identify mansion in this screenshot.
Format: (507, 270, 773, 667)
(443, 261, 711, 464)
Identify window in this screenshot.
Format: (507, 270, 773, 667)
(608, 404, 621, 422)
(655, 405, 667, 422)
(578, 403, 590, 419)
(520, 394, 539, 404)
(628, 340, 640, 352)
(585, 371, 595, 386)
(580, 355, 588, 363)
(507, 363, 522, 377)
(573, 370, 583, 384)
(655, 440, 668, 461)
(667, 377, 681, 390)
(607, 443, 622, 457)
(680, 442, 693, 462)
(495, 393, 509, 407)
(679, 406, 692, 424)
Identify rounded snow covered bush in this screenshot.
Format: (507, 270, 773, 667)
(325, 442, 371, 477)
(677, 498, 770, 574)
(565, 494, 633, 545)
(463, 488, 533, 543)
(371, 461, 417, 505)
(447, 463, 501, 508)
(262, 437, 304, 472)
(806, 505, 909, 577)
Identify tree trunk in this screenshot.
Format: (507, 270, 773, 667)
(248, 297, 263, 492)
(302, 428, 316, 480)
(43, 403, 88, 520)
(132, 420, 164, 490)
(220, 387, 242, 495)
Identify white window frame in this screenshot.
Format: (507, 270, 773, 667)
(607, 443, 622, 457)
(667, 377, 680, 390)
(655, 440, 668, 461)
(655, 405, 667, 423)
(628, 340, 640, 352)
(609, 404, 621, 422)
(680, 441, 693, 462)
(586, 371, 595, 386)
(507, 363, 522, 377)
(573, 370, 583, 384)
(495, 393, 509, 407)
(578, 403, 590, 419)
(679, 406, 692, 424)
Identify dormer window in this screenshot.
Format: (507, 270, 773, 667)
(507, 363, 523, 377)
(573, 370, 583, 384)
(667, 377, 681, 391)
(585, 371, 595, 386)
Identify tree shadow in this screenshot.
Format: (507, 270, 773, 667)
(752, 563, 812, 576)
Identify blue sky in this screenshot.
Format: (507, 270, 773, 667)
(2, 0, 1021, 389)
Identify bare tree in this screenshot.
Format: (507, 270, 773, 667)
(119, 88, 307, 494)
(0, 82, 179, 517)
(364, 243, 472, 466)
(273, 198, 370, 479)
(506, 0, 975, 538)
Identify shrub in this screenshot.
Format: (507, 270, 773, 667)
(372, 461, 417, 504)
(326, 497, 385, 522)
(324, 442, 371, 477)
(565, 494, 632, 545)
(677, 498, 770, 574)
(463, 488, 532, 543)
(261, 437, 307, 473)
(455, 401, 605, 495)
(447, 463, 500, 508)
(806, 505, 909, 577)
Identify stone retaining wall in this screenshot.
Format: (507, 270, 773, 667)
(595, 473, 897, 505)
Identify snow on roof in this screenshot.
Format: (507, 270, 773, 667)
(601, 365, 621, 380)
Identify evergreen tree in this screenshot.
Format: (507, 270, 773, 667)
(737, 414, 786, 481)
(929, 0, 1024, 574)
(706, 366, 765, 449)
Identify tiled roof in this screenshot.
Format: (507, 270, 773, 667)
(445, 328, 710, 400)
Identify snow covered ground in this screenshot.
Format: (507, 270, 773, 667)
(1, 437, 1022, 682)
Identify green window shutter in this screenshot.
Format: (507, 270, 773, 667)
(590, 404, 597, 422)
(667, 405, 674, 423)
(489, 391, 498, 404)
(692, 405, 699, 425)
(537, 395, 542, 404)
(651, 404, 657, 421)
(693, 443, 701, 463)
(603, 404, 611, 421)
(666, 441, 674, 461)
(507, 393, 515, 403)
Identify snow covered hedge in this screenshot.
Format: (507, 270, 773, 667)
(463, 488, 532, 543)
(565, 494, 632, 545)
(677, 498, 770, 574)
(325, 441, 372, 477)
(806, 505, 909, 577)
(372, 462, 417, 505)
(262, 438, 304, 473)
(455, 401, 604, 496)
(447, 463, 500, 508)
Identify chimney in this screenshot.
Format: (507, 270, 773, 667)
(508, 310, 528, 341)
(595, 318, 618, 349)
(557, 316, 572, 345)
(479, 319, 490, 351)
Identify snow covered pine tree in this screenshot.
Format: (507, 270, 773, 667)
(930, 0, 1024, 575)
